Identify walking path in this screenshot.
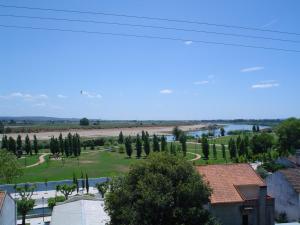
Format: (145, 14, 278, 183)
(187, 152, 201, 161)
(26, 153, 50, 168)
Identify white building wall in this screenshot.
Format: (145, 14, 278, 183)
(0, 194, 16, 225)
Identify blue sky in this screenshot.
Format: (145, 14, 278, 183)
(0, 0, 299, 120)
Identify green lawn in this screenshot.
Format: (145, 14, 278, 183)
(17, 155, 40, 167)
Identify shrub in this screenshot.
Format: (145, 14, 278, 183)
(48, 196, 66, 209)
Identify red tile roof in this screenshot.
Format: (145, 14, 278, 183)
(0, 192, 5, 210)
(197, 164, 265, 204)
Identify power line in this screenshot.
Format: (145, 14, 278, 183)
(0, 3, 299, 36)
(0, 24, 299, 53)
(1, 14, 299, 44)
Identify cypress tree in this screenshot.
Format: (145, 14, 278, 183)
(143, 135, 150, 156)
(229, 138, 237, 159)
(202, 137, 210, 160)
(72, 135, 78, 157)
(76, 133, 81, 156)
(59, 133, 64, 155)
(221, 144, 226, 160)
(213, 143, 217, 159)
(170, 142, 176, 155)
(17, 135, 22, 152)
(1, 135, 8, 149)
(135, 134, 142, 158)
(33, 135, 38, 155)
(141, 130, 146, 142)
(152, 135, 160, 152)
(118, 131, 124, 144)
(81, 171, 85, 193)
(85, 173, 89, 194)
(160, 135, 167, 152)
(179, 134, 187, 157)
(125, 136, 132, 158)
(64, 137, 69, 157)
(238, 139, 246, 156)
(68, 133, 73, 156)
(236, 136, 241, 151)
(8, 137, 16, 155)
(25, 135, 32, 155)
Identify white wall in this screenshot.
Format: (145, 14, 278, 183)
(0, 194, 16, 225)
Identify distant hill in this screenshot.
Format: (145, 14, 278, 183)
(0, 116, 79, 122)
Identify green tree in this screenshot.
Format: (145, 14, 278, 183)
(56, 184, 76, 200)
(86, 173, 89, 193)
(220, 127, 225, 136)
(252, 125, 257, 133)
(8, 137, 16, 155)
(16, 184, 36, 225)
(96, 180, 109, 198)
(17, 134, 22, 152)
(202, 137, 210, 160)
(0, 121, 4, 134)
(24, 134, 32, 155)
(221, 144, 226, 161)
(118, 131, 124, 144)
(33, 135, 38, 155)
(228, 138, 237, 159)
(238, 139, 246, 156)
(1, 135, 8, 149)
(161, 135, 167, 152)
(250, 133, 274, 155)
(125, 136, 133, 158)
(212, 143, 217, 159)
(0, 149, 23, 183)
(136, 134, 142, 158)
(276, 118, 300, 155)
(105, 153, 218, 225)
(79, 117, 89, 126)
(152, 134, 160, 152)
(81, 171, 85, 192)
(64, 137, 70, 157)
(59, 133, 64, 155)
(143, 135, 150, 156)
(170, 142, 176, 155)
(179, 133, 187, 157)
(172, 126, 183, 141)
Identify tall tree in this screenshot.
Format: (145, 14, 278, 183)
(96, 180, 109, 198)
(33, 135, 38, 155)
(1, 135, 8, 149)
(172, 126, 183, 141)
(228, 138, 237, 159)
(179, 134, 187, 157)
(8, 137, 16, 155)
(220, 127, 225, 137)
(59, 133, 64, 155)
(17, 135, 22, 152)
(221, 144, 226, 161)
(64, 137, 70, 157)
(160, 135, 167, 152)
(152, 135, 160, 152)
(252, 125, 257, 133)
(81, 171, 85, 192)
(135, 134, 142, 158)
(118, 131, 124, 144)
(16, 184, 35, 225)
(238, 139, 246, 156)
(0, 149, 23, 183)
(0, 121, 4, 134)
(170, 142, 176, 155)
(202, 137, 210, 160)
(141, 130, 146, 142)
(143, 135, 150, 156)
(105, 153, 218, 225)
(125, 136, 132, 158)
(236, 136, 242, 151)
(68, 133, 73, 156)
(79, 117, 89, 126)
(24, 135, 32, 155)
(86, 173, 89, 194)
(212, 143, 217, 159)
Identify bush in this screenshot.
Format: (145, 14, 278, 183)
(118, 145, 125, 154)
(47, 196, 66, 209)
(256, 166, 269, 179)
(262, 161, 286, 173)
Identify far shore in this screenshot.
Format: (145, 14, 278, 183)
(1, 123, 212, 140)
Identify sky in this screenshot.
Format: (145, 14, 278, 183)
(0, 0, 299, 120)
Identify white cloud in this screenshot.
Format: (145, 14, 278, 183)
(57, 94, 67, 99)
(251, 80, 279, 89)
(80, 90, 102, 99)
(160, 89, 173, 94)
(194, 80, 209, 85)
(0, 92, 48, 101)
(241, 66, 264, 73)
(184, 41, 193, 45)
(33, 102, 46, 107)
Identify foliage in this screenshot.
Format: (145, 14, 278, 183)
(33, 135, 38, 155)
(96, 180, 109, 198)
(161, 135, 167, 152)
(256, 166, 269, 179)
(118, 131, 124, 144)
(152, 134, 160, 152)
(135, 134, 142, 158)
(79, 117, 90, 126)
(105, 153, 217, 225)
(276, 118, 300, 156)
(212, 144, 217, 159)
(0, 149, 23, 183)
(125, 136, 133, 158)
(48, 196, 66, 209)
(202, 136, 210, 160)
(276, 212, 288, 223)
(262, 161, 286, 173)
(250, 133, 274, 155)
(143, 134, 150, 156)
(24, 134, 32, 155)
(220, 127, 225, 136)
(179, 133, 187, 157)
(56, 184, 76, 199)
(172, 126, 183, 141)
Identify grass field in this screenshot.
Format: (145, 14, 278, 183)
(1, 141, 232, 184)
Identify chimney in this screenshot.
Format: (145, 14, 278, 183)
(296, 149, 300, 166)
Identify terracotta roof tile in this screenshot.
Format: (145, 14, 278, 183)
(280, 168, 300, 193)
(197, 164, 265, 204)
(0, 192, 5, 210)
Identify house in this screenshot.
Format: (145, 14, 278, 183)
(275, 150, 300, 168)
(266, 168, 300, 222)
(197, 164, 275, 225)
(50, 196, 109, 225)
(0, 191, 16, 225)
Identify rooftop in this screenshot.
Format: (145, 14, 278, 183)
(50, 198, 109, 225)
(279, 168, 300, 193)
(197, 164, 265, 204)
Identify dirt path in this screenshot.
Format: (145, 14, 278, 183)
(187, 152, 201, 161)
(26, 153, 50, 168)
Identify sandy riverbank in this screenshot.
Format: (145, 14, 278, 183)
(1, 124, 209, 140)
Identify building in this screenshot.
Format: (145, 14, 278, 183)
(50, 196, 109, 225)
(0, 191, 16, 225)
(266, 168, 300, 222)
(275, 150, 300, 169)
(197, 164, 275, 225)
